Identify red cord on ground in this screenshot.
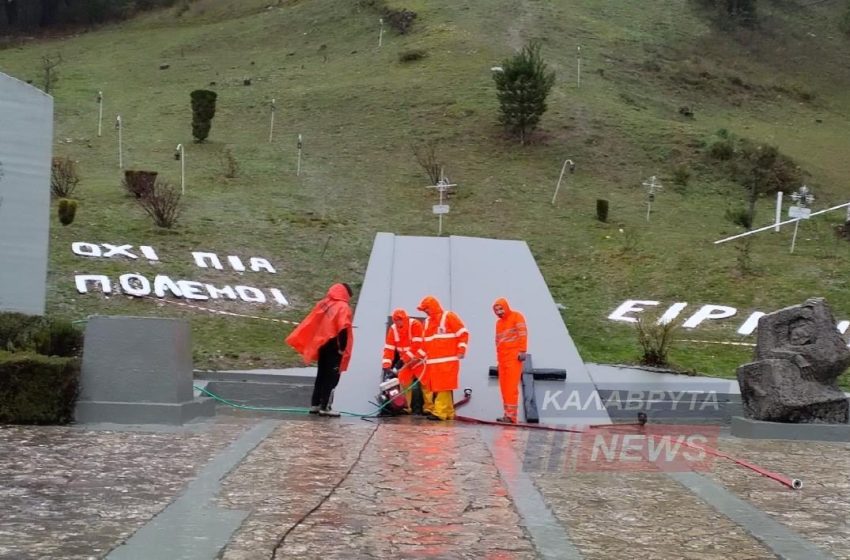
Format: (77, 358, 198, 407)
(453, 390, 802, 490)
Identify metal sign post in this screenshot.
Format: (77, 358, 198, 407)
(788, 185, 814, 254)
(174, 144, 185, 195)
(551, 158, 576, 205)
(576, 46, 582, 88)
(115, 115, 123, 169)
(642, 175, 662, 222)
(296, 134, 303, 176)
(268, 98, 276, 143)
(97, 91, 103, 137)
(426, 170, 457, 236)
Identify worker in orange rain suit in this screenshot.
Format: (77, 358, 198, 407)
(417, 295, 469, 421)
(381, 308, 427, 413)
(493, 297, 528, 424)
(285, 283, 354, 417)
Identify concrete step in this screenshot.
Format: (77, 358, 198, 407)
(194, 370, 316, 409)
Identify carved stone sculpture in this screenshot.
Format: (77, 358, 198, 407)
(737, 298, 850, 423)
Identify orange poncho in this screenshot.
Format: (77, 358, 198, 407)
(285, 283, 354, 373)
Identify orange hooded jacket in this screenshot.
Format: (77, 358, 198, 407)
(417, 295, 469, 392)
(382, 308, 425, 385)
(494, 297, 527, 363)
(285, 283, 354, 373)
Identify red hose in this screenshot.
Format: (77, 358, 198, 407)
(677, 439, 802, 489)
(454, 415, 585, 433)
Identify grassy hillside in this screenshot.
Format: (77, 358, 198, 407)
(1, 0, 849, 383)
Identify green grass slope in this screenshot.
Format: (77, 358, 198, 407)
(1, 0, 849, 384)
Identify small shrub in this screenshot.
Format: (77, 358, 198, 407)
(57, 198, 78, 226)
(50, 157, 80, 198)
(399, 49, 426, 63)
(41, 53, 62, 94)
(0, 351, 81, 424)
(735, 237, 755, 276)
(596, 199, 609, 222)
(136, 179, 183, 228)
(725, 206, 753, 229)
(190, 89, 217, 143)
(619, 227, 641, 253)
(123, 170, 158, 199)
(175, 0, 191, 17)
(709, 139, 734, 160)
(672, 165, 691, 187)
(635, 317, 677, 367)
(220, 146, 240, 178)
(384, 8, 417, 34)
(733, 141, 803, 196)
(411, 140, 443, 184)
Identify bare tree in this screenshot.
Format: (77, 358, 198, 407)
(41, 53, 62, 94)
(136, 179, 183, 228)
(412, 140, 442, 184)
(50, 156, 80, 198)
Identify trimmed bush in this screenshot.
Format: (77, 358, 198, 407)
(58, 198, 77, 225)
(0, 351, 81, 424)
(596, 199, 609, 222)
(190, 89, 217, 143)
(0, 313, 83, 357)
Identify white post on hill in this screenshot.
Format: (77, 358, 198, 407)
(97, 91, 103, 137)
(174, 144, 185, 195)
(378, 18, 384, 48)
(268, 98, 276, 143)
(296, 134, 303, 176)
(115, 115, 123, 169)
(426, 168, 456, 236)
(642, 175, 662, 222)
(774, 191, 783, 232)
(576, 46, 582, 88)
(551, 158, 576, 205)
(788, 185, 814, 254)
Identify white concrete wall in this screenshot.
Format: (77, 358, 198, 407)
(0, 72, 53, 315)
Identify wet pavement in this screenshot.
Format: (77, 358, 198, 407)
(1, 413, 848, 559)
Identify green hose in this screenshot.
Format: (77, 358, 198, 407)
(194, 377, 421, 418)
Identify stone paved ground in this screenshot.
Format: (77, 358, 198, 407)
(1, 414, 848, 559)
(704, 438, 850, 559)
(0, 417, 255, 560)
(218, 419, 536, 560)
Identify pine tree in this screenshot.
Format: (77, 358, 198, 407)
(493, 41, 556, 145)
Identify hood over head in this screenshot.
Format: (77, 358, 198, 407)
(417, 295, 444, 318)
(493, 297, 512, 316)
(326, 283, 351, 303)
(391, 308, 409, 323)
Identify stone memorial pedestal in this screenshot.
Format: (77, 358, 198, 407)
(75, 316, 215, 425)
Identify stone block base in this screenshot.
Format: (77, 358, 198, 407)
(75, 398, 215, 425)
(731, 416, 850, 442)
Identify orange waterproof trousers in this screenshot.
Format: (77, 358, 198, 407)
(498, 359, 522, 422)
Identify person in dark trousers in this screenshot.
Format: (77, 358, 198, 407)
(312, 323, 349, 416)
(285, 283, 354, 417)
